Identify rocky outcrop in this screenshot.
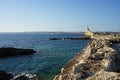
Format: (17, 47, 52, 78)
(0, 70, 13, 80)
(54, 39, 119, 80)
(0, 47, 36, 57)
(0, 70, 42, 80)
(12, 73, 39, 80)
(86, 71, 120, 80)
(54, 28, 120, 80)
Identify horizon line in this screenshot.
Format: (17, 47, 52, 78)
(0, 31, 119, 33)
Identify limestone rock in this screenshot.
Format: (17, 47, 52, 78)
(103, 46, 115, 53)
(54, 39, 119, 80)
(12, 73, 39, 80)
(79, 59, 87, 64)
(89, 47, 97, 54)
(54, 73, 83, 80)
(91, 52, 104, 60)
(86, 71, 120, 80)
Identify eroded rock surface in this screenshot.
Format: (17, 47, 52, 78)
(12, 73, 39, 80)
(54, 39, 119, 80)
(86, 71, 120, 80)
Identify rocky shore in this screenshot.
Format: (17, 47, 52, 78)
(0, 70, 40, 80)
(0, 47, 36, 57)
(1, 28, 120, 80)
(53, 39, 120, 80)
(1, 38, 120, 80)
(53, 28, 120, 80)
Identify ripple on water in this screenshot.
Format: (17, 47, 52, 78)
(0, 33, 89, 79)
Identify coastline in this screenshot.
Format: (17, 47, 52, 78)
(0, 30, 120, 80)
(54, 28, 120, 80)
(0, 33, 88, 80)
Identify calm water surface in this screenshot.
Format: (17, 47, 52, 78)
(0, 33, 89, 79)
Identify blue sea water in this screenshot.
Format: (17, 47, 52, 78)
(0, 33, 89, 79)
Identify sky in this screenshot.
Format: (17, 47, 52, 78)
(0, 0, 120, 32)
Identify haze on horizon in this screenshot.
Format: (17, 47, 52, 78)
(0, 0, 120, 32)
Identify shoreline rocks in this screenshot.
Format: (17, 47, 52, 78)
(12, 73, 39, 80)
(0, 47, 36, 57)
(86, 70, 120, 80)
(54, 28, 120, 80)
(53, 39, 120, 80)
(0, 70, 13, 80)
(0, 71, 41, 80)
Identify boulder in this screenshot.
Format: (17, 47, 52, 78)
(86, 71, 120, 80)
(79, 59, 87, 64)
(54, 73, 83, 80)
(102, 59, 117, 71)
(91, 52, 104, 60)
(0, 70, 13, 80)
(89, 47, 97, 54)
(12, 73, 39, 80)
(103, 46, 115, 53)
(0, 47, 36, 57)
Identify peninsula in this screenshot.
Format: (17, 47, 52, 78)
(54, 27, 120, 80)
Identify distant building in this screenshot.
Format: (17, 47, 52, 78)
(84, 27, 94, 37)
(85, 27, 119, 40)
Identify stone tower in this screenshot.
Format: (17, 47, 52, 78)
(84, 26, 93, 37)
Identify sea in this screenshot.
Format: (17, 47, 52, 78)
(0, 32, 89, 80)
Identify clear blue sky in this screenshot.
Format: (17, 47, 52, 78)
(0, 0, 120, 32)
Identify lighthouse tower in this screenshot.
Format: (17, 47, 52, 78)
(84, 26, 93, 37)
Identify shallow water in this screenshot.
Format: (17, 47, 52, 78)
(0, 33, 89, 79)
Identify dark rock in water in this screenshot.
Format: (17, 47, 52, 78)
(0, 47, 36, 57)
(49, 35, 90, 40)
(0, 70, 13, 80)
(12, 73, 39, 80)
